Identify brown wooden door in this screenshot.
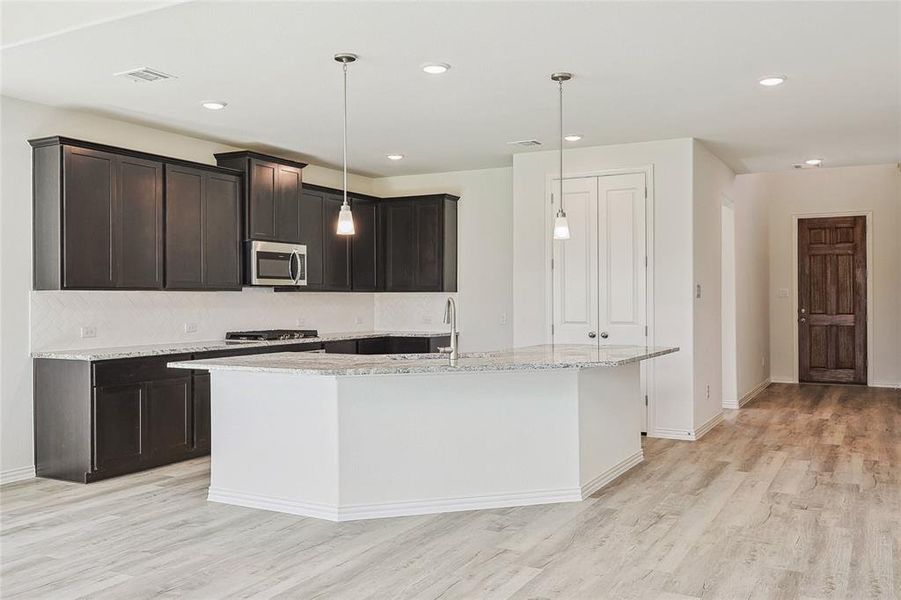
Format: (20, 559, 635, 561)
(798, 216, 867, 384)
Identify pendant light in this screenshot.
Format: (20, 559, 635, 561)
(335, 53, 357, 235)
(551, 72, 572, 240)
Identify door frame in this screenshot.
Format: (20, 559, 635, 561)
(544, 164, 656, 430)
(791, 210, 873, 384)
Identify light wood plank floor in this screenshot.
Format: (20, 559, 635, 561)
(2, 384, 898, 599)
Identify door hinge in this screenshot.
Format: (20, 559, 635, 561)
(644, 325, 648, 336)
(644, 256, 648, 267)
(644, 186, 648, 199)
(551, 258, 554, 270)
(645, 395, 648, 406)
(551, 193, 555, 205)
(551, 324, 555, 335)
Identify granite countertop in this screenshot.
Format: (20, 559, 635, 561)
(31, 331, 450, 361)
(168, 344, 679, 376)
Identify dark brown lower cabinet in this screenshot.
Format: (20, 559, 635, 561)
(34, 336, 452, 483)
(148, 377, 193, 461)
(93, 383, 146, 473)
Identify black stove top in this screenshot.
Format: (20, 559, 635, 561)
(226, 329, 319, 341)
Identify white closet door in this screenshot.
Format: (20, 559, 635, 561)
(552, 177, 598, 344)
(597, 173, 647, 347)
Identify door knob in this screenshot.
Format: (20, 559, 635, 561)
(800, 317, 807, 323)
(600, 332, 609, 339)
(588, 332, 597, 339)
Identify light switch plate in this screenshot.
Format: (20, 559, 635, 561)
(777, 288, 790, 298)
(184, 322, 198, 334)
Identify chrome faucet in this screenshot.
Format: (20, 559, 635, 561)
(439, 297, 459, 363)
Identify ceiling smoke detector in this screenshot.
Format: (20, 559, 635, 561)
(115, 67, 176, 83)
(507, 139, 542, 147)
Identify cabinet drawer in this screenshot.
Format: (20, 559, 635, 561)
(93, 354, 191, 387)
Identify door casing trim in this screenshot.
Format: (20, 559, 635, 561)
(791, 210, 873, 385)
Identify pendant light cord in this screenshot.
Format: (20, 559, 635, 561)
(342, 62, 348, 207)
(558, 79, 564, 215)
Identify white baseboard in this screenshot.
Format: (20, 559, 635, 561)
(210, 452, 647, 522)
(580, 450, 644, 497)
(650, 413, 723, 442)
(870, 381, 901, 389)
(769, 377, 797, 384)
(210, 485, 585, 522)
(723, 378, 771, 409)
(1, 465, 36, 485)
(649, 427, 694, 441)
(692, 411, 724, 440)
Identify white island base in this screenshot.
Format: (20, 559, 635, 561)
(205, 363, 643, 521)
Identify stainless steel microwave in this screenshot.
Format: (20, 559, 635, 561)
(247, 240, 307, 286)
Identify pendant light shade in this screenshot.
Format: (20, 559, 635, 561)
(337, 203, 355, 235)
(553, 211, 571, 240)
(335, 52, 357, 236)
(551, 72, 573, 241)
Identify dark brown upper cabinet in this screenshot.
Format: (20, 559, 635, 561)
(351, 196, 379, 291)
(165, 164, 242, 291)
(214, 151, 307, 243)
(323, 193, 352, 291)
(380, 194, 458, 292)
(31, 138, 164, 290)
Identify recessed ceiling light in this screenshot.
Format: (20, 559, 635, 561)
(564, 134, 582, 142)
(805, 158, 823, 166)
(201, 101, 227, 110)
(422, 63, 450, 75)
(387, 154, 404, 161)
(758, 76, 787, 87)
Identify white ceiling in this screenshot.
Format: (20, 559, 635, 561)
(2, 1, 898, 176)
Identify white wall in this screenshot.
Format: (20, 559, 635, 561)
(512, 139, 698, 437)
(1, 96, 376, 480)
(731, 174, 771, 400)
(371, 168, 514, 352)
(753, 164, 900, 386)
(721, 202, 738, 406)
(691, 141, 733, 428)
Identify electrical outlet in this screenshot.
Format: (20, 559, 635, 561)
(184, 322, 198, 334)
(706, 384, 710, 399)
(423, 315, 433, 325)
(499, 313, 508, 325)
(761, 356, 766, 368)
(695, 284, 702, 299)
(80, 326, 97, 339)
(354, 316, 364, 326)
(296, 316, 306, 326)
(776, 288, 790, 298)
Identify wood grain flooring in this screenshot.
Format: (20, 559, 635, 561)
(1, 383, 898, 599)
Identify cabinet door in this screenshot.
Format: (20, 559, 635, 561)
(352, 198, 378, 291)
(165, 166, 205, 289)
(192, 373, 211, 452)
(324, 340, 357, 354)
(415, 199, 443, 291)
(148, 376, 192, 461)
(203, 173, 242, 289)
(381, 201, 416, 291)
(299, 189, 325, 289)
(249, 160, 277, 239)
(94, 383, 146, 472)
(323, 194, 352, 290)
(117, 156, 163, 289)
(275, 165, 303, 243)
(63, 146, 117, 288)
(357, 337, 389, 354)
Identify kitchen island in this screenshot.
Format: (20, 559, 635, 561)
(170, 344, 677, 521)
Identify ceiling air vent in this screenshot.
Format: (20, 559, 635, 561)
(115, 67, 176, 83)
(506, 139, 542, 147)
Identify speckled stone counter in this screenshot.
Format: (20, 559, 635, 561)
(170, 344, 678, 376)
(31, 331, 450, 361)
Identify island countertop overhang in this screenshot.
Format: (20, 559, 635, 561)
(168, 344, 678, 376)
